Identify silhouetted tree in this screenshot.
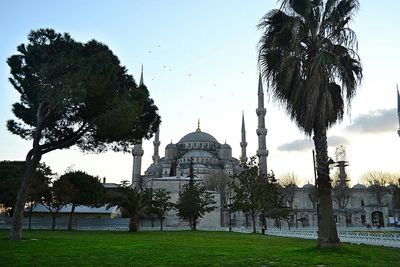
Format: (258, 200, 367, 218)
(148, 188, 173, 231)
(54, 171, 105, 230)
(279, 173, 300, 208)
(7, 28, 160, 239)
(106, 183, 151, 232)
(41, 180, 66, 230)
(331, 174, 351, 227)
(176, 159, 216, 230)
(258, 0, 362, 248)
(361, 171, 393, 205)
(0, 161, 51, 220)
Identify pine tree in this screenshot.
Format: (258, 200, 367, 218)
(176, 158, 216, 230)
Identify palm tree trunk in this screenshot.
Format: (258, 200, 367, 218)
(67, 204, 76, 231)
(313, 128, 340, 248)
(129, 216, 139, 232)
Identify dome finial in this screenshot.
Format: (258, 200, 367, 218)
(196, 119, 201, 132)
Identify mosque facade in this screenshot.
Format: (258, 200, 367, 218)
(130, 72, 399, 229)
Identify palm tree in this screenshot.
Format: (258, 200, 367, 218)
(107, 184, 150, 232)
(258, 0, 362, 248)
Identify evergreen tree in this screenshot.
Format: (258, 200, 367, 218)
(230, 158, 283, 233)
(148, 188, 174, 231)
(7, 28, 160, 239)
(229, 158, 262, 233)
(41, 180, 66, 230)
(176, 159, 216, 230)
(54, 171, 105, 230)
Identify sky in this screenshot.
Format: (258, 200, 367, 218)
(0, 1, 399, 186)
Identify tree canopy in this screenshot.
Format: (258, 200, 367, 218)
(176, 160, 216, 230)
(8, 28, 160, 240)
(8, 28, 160, 154)
(230, 158, 282, 232)
(148, 188, 174, 231)
(106, 183, 152, 232)
(0, 160, 51, 216)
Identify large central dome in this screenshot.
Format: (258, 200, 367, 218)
(178, 131, 218, 143)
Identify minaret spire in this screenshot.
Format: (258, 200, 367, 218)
(397, 84, 400, 137)
(152, 128, 161, 163)
(132, 139, 144, 189)
(256, 74, 268, 175)
(240, 111, 248, 164)
(139, 64, 144, 86)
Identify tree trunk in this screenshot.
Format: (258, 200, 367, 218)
(260, 211, 267, 231)
(51, 214, 56, 230)
(67, 204, 76, 231)
(160, 218, 164, 231)
(192, 217, 197, 230)
(28, 204, 33, 230)
(10, 151, 42, 240)
(313, 128, 340, 248)
(129, 216, 140, 232)
(251, 213, 256, 233)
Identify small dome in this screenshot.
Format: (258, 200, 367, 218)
(302, 183, 315, 189)
(166, 143, 176, 149)
(179, 131, 218, 143)
(221, 143, 231, 149)
(352, 183, 366, 189)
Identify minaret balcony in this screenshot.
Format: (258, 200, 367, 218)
(257, 149, 268, 157)
(256, 128, 268, 136)
(256, 107, 266, 116)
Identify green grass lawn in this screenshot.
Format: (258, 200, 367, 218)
(0, 230, 399, 266)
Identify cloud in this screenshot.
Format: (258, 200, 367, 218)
(345, 108, 397, 134)
(278, 135, 350, 152)
(327, 135, 350, 146)
(278, 139, 313, 152)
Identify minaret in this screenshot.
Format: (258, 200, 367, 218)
(132, 65, 145, 188)
(139, 64, 144, 86)
(240, 112, 248, 164)
(132, 140, 144, 189)
(152, 128, 161, 163)
(397, 84, 400, 137)
(256, 74, 268, 175)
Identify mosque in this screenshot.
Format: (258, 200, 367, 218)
(127, 71, 268, 227)
(128, 71, 399, 229)
(131, 71, 268, 185)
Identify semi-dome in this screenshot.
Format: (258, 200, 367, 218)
(182, 150, 215, 158)
(352, 183, 366, 189)
(179, 131, 218, 143)
(145, 163, 162, 173)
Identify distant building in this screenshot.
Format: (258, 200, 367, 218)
(29, 204, 121, 219)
